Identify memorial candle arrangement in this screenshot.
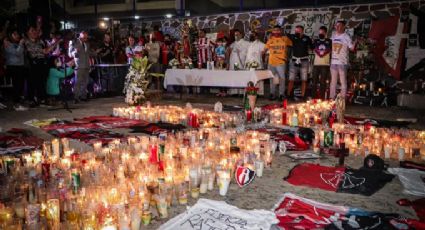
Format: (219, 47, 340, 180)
(269, 99, 334, 127)
(0, 128, 272, 229)
(112, 105, 240, 128)
(269, 99, 425, 160)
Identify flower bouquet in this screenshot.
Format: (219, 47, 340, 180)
(181, 57, 193, 69)
(245, 61, 259, 71)
(169, 58, 180, 69)
(243, 81, 259, 111)
(123, 56, 164, 105)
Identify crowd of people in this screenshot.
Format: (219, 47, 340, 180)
(0, 19, 357, 111)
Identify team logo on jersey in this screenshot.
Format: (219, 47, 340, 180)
(235, 165, 256, 187)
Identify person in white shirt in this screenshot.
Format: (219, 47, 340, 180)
(330, 19, 357, 99)
(228, 29, 250, 70)
(245, 31, 265, 69)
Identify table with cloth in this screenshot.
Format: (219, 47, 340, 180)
(164, 69, 274, 95)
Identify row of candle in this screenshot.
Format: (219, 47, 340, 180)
(112, 105, 240, 128)
(269, 99, 335, 127)
(0, 128, 273, 229)
(316, 124, 425, 160)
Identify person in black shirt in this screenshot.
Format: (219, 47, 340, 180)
(97, 33, 114, 64)
(288, 25, 313, 100)
(312, 26, 332, 99)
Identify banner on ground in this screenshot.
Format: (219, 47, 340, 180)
(159, 198, 278, 230)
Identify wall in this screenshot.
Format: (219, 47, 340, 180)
(127, 0, 425, 39)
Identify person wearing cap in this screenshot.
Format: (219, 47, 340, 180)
(287, 25, 313, 101)
(330, 19, 356, 99)
(263, 25, 293, 100)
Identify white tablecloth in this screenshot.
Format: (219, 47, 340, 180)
(164, 69, 273, 88)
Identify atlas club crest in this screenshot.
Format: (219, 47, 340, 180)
(235, 165, 256, 187)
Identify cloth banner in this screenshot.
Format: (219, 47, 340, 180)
(369, 16, 407, 80)
(159, 198, 278, 230)
(388, 168, 425, 197)
(285, 163, 394, 196)
(0, 128, 44, 155)
(130, 122, 186, 135)
(274, 192, 425, 229)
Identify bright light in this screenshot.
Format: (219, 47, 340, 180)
(165, 14, 172, 18)
(99, 21, 107, 29)
(103, 17, 110, 21)
(134, 15, 140, 20)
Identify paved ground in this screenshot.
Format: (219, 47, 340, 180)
(0, 93, 424, 228)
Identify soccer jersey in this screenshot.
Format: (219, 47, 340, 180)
(313, 38, 332, 66)
(197, 37, 212, 64)
(265, 36, 292, 66)
(331, 32, 353, 65)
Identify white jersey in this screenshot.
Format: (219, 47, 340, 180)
(245, 40, 265, 69)
(330, 32, 353, 65)
(229, 39, 250, 70)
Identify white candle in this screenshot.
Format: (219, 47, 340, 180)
(398, 147, 405, 161)
(384, 145, 391, 159)
(52, 139, 60, 158)
(218, 172, 231, 196)
(130, 208, 141, 230)
(254, 160, 264, 177)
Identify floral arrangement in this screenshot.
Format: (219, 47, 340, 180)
(245, 81, 259, 95)
(181, 57, 193, 69)
(123, 57, 164, 105)
(245, 61, 260, 70)
(169, 58, 180, 68)
(244, 81, 258, 111)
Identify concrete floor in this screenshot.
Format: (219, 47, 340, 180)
(1, 94, 424, 228)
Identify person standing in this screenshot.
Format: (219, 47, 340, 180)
(3, 29, 27, 110)
(287, 25, 313, 100)
(68, 31, 93, 103)
(245, 31, 265, 69)
(25, 26, 50, 106)
(196, 29, 213, 69)
(97, 33, 114, 64)
(312, 26, 332, 99)
(330, 19, 356, 99)
(161, 34, 175, 68)
(125, 35, 136, 64)
(263, 26, 292, 100)
(228, 29, 250, 70)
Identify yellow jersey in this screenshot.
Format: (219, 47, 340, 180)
(265, 36, 293, 66)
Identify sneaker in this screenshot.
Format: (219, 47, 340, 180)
(14, 105, 29, 111)
(0, 102, 6, 109)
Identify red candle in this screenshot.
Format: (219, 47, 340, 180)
(71, 153, 80, 162)
(282, 99, 287, 109)
(42, 162, 50, 181)
(149, 144, 159, 164)
(246, 109, 252, 122)
(188, 112, 199, 128)
(364, 122, 372, 132)
(282, 112, 287, 125)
